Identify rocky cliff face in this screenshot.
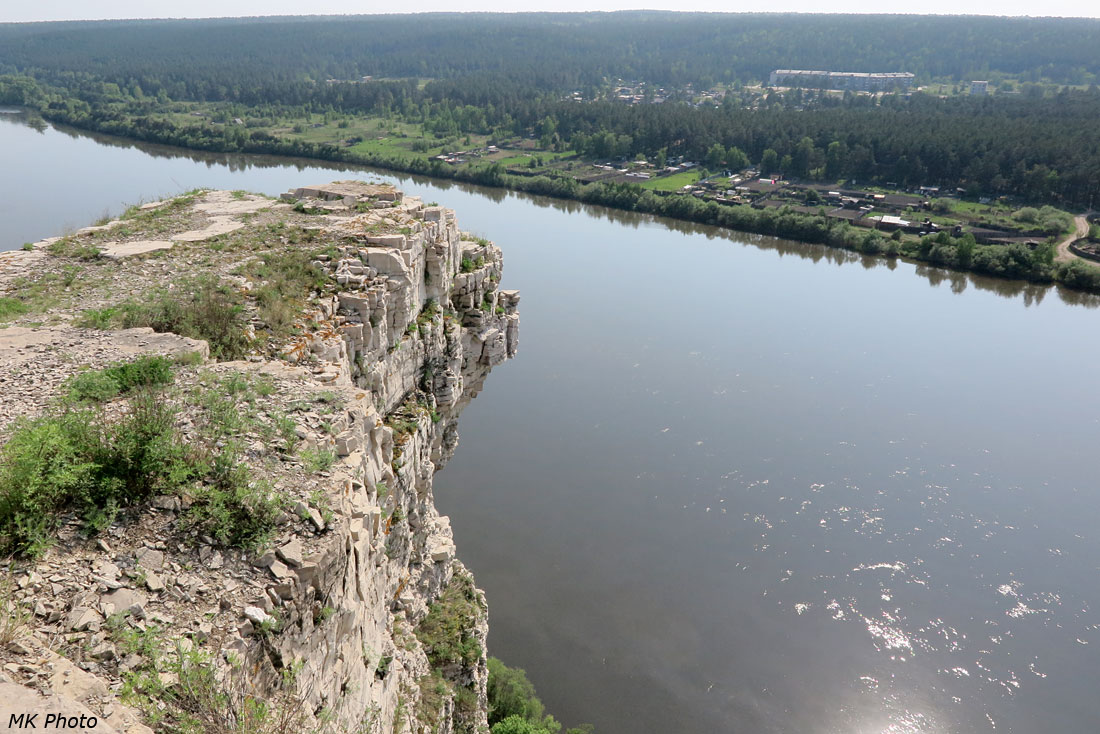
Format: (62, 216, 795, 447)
(0, 181, 518, 734)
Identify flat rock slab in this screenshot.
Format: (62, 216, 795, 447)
(195, 190, 285, 216)
(0, 248, 49, 285)
(0, 326, 206, 363)
(0, 681, 120, 734)
(100, 239, 174, 258)
(171, 216, 244, 242)
(292, 181, 402, 202)
(75, 219, 128, 236)
(0, 326, 209, 432)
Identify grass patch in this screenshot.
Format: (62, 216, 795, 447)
(291, 202, 327, 215)
(177, 372, 288, 550)
(4, 270, 79, 316)
(264, 410, 298, 453)
(90, 276, 251, 360)
(460, 256, 485, 273)
(0, 297, 29, 321)
(300, 447, 336, 474)
(47, 236, 101, 260)
(247, 250, 328, 338)
(417, 298, 440, 326)
(119, 190, 203, 224)
(75, 307, 117, 329)
(637, 169, 704, 191)
(67, 355, 175, 402)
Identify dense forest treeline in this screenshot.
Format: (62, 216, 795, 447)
(4, 72, 1098, 208)
(2, 14, 1099, 291)
(5, 77, 1098, 294)
(2, 13, 1100, 96)
(2, 13, 1099, 208)
(527, 93, 1100, 205)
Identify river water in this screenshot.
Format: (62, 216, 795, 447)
(3, 109, 1099, 734)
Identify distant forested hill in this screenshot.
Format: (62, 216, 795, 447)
(1, 12, 1099, 97)
(2, 12, 1098, 209)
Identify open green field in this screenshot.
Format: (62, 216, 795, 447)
(154, 103, 489, 163)
(941, 198, 1012, 216)
(494, 150, 576, 167)
(638, 170, 704, 191)
(345, 135, 444, 160)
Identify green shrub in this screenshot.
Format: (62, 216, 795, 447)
(487, 657, 592, 734)
(269, 411, 298, 452)
(0, 390, 197, 557)
(75, 307, 118, 329)
(415, 572, 485, 669)
(0, 415, 97, 556)
(68, 355, 175, 402)
(375, 655, 393, 679)
(96, 392, 196, 499)
(184, 473, 282, 552)
(67, 370, 121, 402)
(174, 350, 205, 367)
(488, 658, 546, 726)
(1038, 205, 1073, 235)
(0, 359, 286, 557)
(1013, 206, 1040, 224)
(418, 299, 440, 324)
(492, 716, 560, 734)
(1056, 259, 1100, 290)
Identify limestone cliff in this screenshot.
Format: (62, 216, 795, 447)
(0, 181, 519, 734)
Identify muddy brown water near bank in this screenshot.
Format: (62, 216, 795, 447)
(4, 111, 1100, 734)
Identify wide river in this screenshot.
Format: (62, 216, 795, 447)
(3, 110, 1099, 734)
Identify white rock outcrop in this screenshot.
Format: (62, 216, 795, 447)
(0, 182, 519, 734)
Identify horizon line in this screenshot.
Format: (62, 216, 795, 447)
(4, 10, 1100, 24)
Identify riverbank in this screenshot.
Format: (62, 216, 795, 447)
(28, 106, 1100, 296)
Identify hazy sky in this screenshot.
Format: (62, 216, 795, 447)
(3, 1, 1099, 22)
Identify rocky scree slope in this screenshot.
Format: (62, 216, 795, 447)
(0, 181, 519, 734)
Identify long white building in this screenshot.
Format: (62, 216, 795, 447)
(768, 70, 915, 92)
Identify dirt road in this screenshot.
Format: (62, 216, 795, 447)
(1055, 215, 1093, 263)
